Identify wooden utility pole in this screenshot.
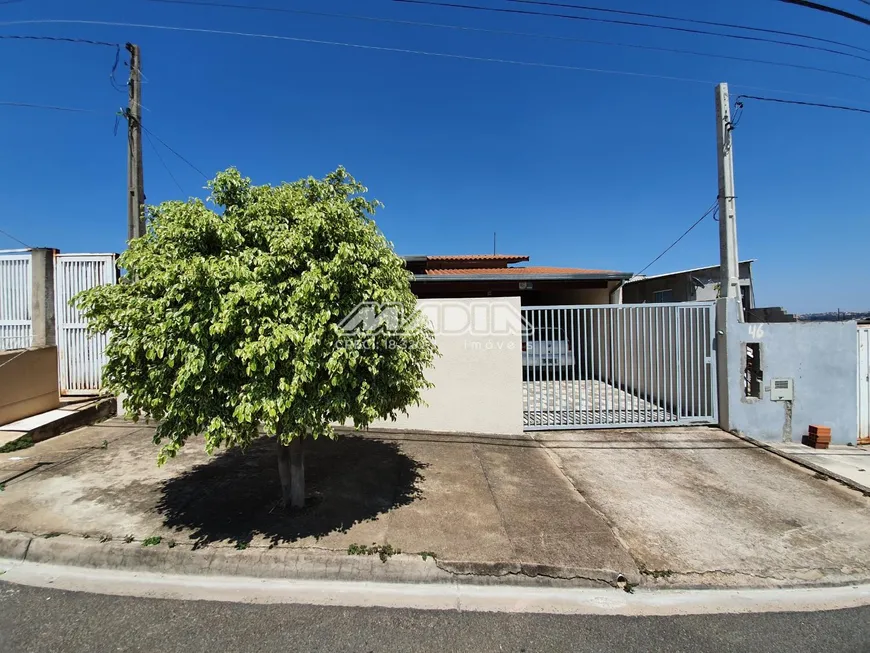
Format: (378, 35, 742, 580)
(715, 83, 741, 306)
(126, 42, 145, 242)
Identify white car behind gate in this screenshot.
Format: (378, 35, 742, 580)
(522, 326, 574, 375)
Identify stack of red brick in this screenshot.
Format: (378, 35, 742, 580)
(802, 425, 832, 449)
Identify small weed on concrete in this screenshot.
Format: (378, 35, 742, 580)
(234, 541, 248, 550)
(43, 532, 61, 539)
(0, 483, 4, 492)
(813, 472, 830, 481)
(142, 536, 162, 547)
(99, 535, 112, 543)
(123, 534, 135, 544)
(0, 435, 34, 454)
(639, 565, 674, 580)
(623, 581, 638, 594)
(347, 543, 402, 563)
(100, 440, 109, 450)
(419, 551, 437, 561)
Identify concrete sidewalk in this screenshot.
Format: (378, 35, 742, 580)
(537, 427, 870, 588)
(5, 420, 870, 589)
(0, 418, 636, 586)
(765, 441, 870, 493)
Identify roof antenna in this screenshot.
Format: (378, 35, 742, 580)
(493, 231, 497, 255)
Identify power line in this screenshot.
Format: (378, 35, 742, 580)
(0, 34, 127, 94)
(734, 94, 870, 115)
(0, 19, 730, 86)
(775, 0, 870, 27)
(4, 18, 864, 102)
(393, 0, 870, 63)
(0, 33, 118, 47)
(0, 226, 31, 248)
(140, 123, 208, 180)
(0, 100, 108, 113)
(635, 201, 719, 277)
(144, 129, 187, 195)
(143, 0, 870, 82)
(505, 0, 870, 54)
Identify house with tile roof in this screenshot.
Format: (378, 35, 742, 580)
(404, 254, 632, 305)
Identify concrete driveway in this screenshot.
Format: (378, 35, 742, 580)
(536, 427, 870, 588)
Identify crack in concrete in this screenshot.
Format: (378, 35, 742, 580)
(648, 567, 870, 582)
(433, 559, 617, 587)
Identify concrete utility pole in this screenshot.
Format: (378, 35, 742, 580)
(715, 83, 741, 309)
(126, 42, 145, 242)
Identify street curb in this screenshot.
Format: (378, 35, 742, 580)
(731, 431, 870, 496)
(0, 531, 627, 588)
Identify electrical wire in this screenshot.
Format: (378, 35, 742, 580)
(0, 100, 107, 113)
(0, 349, 29, 370)
(140, 123, 208, 180)
(0, 226, 31, 248)
(2, 18, 865, 103)
(143, 0, 870, 82)
(734, 94, 870, 115)
(505, 0, 870, 54)
(0, 34, 127, 95)
(144, 129, 187, 195)
(0, 33, 118, 47)
(0, 18, 730, 87)
(775, 0, 870, 27)
(635, 201, 719, 277)
(393, 0, 870, 63)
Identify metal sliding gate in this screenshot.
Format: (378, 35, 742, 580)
(55, 254, 118, 395)
(522, 303, 717, 430)
(0, 250, 32, 351)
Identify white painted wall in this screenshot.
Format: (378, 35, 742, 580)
(368, 297, 523, 435)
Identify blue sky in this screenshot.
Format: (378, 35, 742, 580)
(1, 0, 868, 313)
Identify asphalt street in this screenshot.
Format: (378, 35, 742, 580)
(1, 581, 869, 653)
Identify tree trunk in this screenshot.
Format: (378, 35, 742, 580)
(289, 436, 305, 508)
(277, 438, 292, 508)
(277, 435, 305, 509)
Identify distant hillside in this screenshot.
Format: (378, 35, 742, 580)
(797, 311, 870, 322)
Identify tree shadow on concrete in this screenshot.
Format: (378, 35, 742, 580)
(156, 435, 426, 548)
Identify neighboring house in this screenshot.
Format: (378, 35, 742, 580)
(623, 260, 756, 314)
(404, 255, 632, 306)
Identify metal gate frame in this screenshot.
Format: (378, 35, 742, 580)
(0, 249, 32, 352)
(860, 325, 870, 444)
(522, 302, 718, 431)
(55, 253, 118, 395)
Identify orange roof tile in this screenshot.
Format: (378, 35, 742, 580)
(426, 254, 529, 262)
(424, 266, 621, 276)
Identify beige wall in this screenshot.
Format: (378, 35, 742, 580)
(368, 297, 524, 435)
(0, 347, 60, 426)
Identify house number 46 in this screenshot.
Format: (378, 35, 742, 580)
(748, 324, 765, 339)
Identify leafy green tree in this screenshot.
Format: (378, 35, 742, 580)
(76, 168, 437, 508)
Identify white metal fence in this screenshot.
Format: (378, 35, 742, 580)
(55, 254, 118, 395)
(860, 326, 870, 443)
(522, 303, 717, 430)
(0, 250, 32, 351)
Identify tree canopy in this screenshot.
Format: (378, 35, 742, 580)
(77, 167, 437, 467)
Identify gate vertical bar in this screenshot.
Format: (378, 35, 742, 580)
(568, 307, 576, 425)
